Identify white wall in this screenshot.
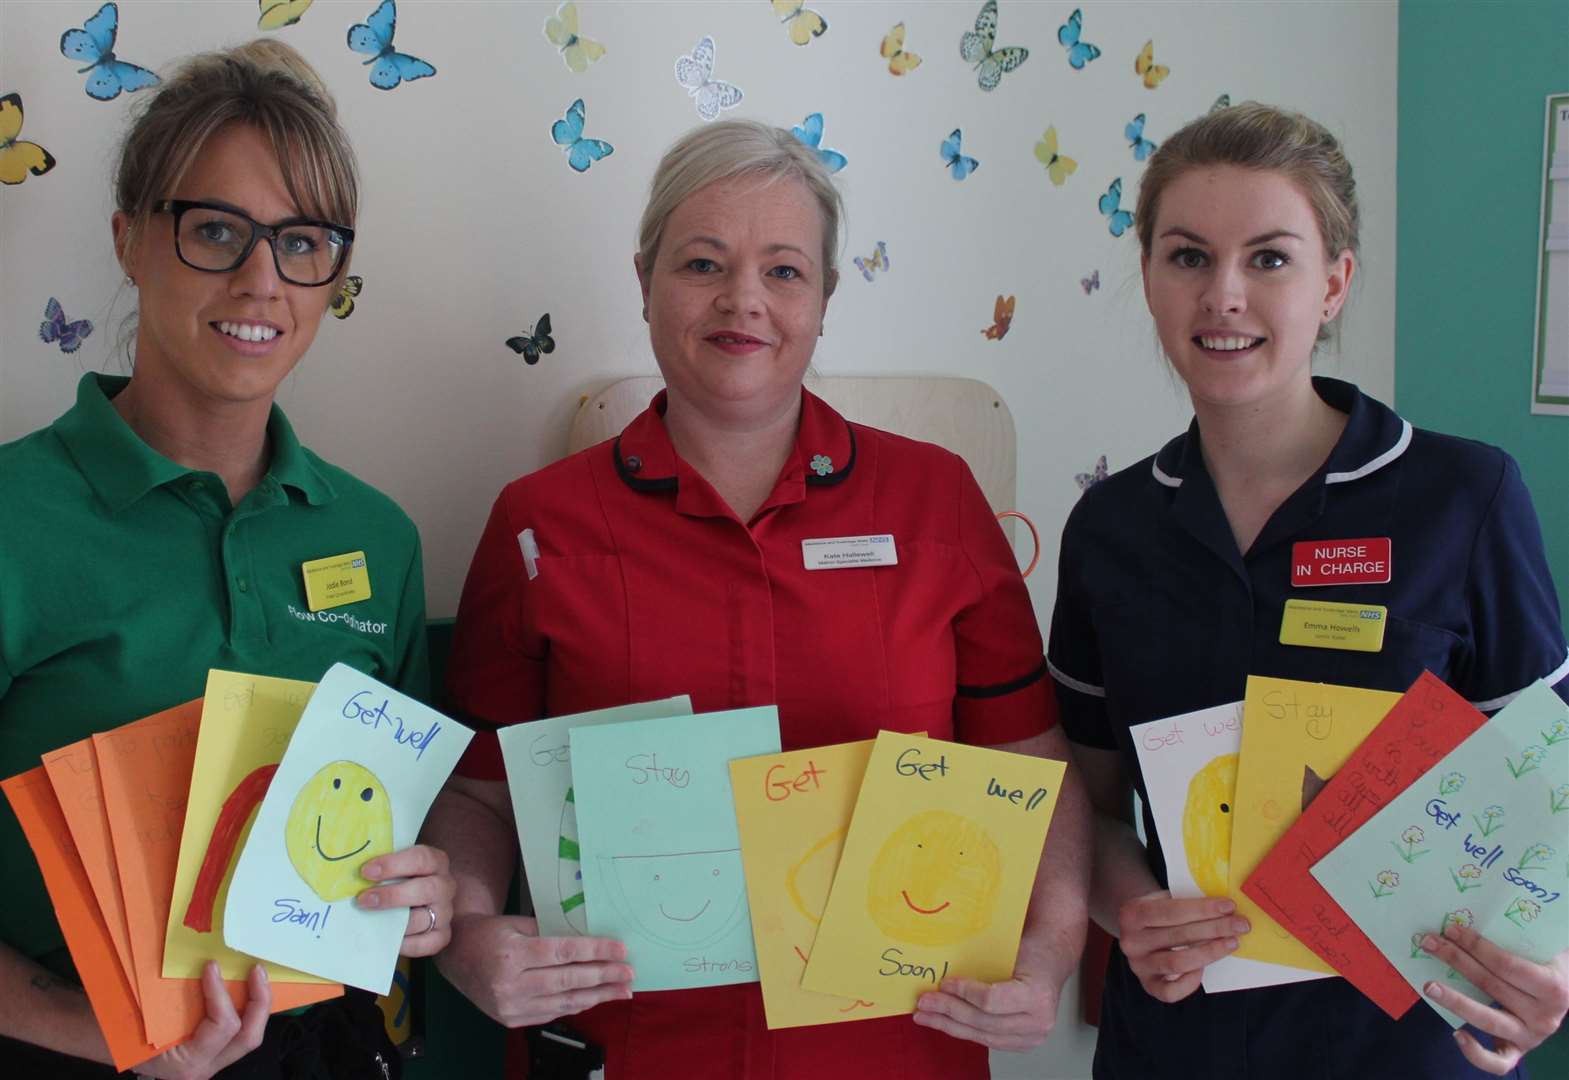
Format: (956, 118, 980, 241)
(1, 5, 1396, 1069)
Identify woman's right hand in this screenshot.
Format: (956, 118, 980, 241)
(436, 913, 634, 1028)
(1117, 890, 1249, 1002)
(136, 961, 269, 1080)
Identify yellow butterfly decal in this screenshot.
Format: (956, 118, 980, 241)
(880, 22, 922, 75)
(258, 0, 313, 30)
(773, 0, 827, 47)
(329, 275, 363, 320)
(0, 94, 57, 186)
(1033, 126, 1077, 187)
(543, 2, 606, 74)
(1134, 39, 1169, 89)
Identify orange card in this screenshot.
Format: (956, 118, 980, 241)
(93, 700, 341, 1048)
(41, 740, 140, 1008)
(2, 766, 163, 1071)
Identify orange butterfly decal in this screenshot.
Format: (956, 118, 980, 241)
(981, 294, 1016, 340)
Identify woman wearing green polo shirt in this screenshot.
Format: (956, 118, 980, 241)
(0, 41, 452, 1079)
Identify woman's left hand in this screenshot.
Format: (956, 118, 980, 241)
(1420, 921, 1569, 1074)
(912, 971, 1060, 1052)
(355, 844, 457, 958)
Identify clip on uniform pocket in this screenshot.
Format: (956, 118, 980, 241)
(526, 1022, 605, 1079)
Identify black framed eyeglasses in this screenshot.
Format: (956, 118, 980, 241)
(153, 199, 354, 287)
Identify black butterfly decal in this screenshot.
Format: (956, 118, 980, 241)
(506, 314, 556, 364)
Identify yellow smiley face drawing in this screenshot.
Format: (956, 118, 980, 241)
(284, 760, 394, 902)
(866, 810, 1002, 947)
(1182, 753, 1237, 897)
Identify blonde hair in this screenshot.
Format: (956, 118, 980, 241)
(637, 119, 843, 283)
(1135, 102, 1358, 343)
(114, 39, 359, 253)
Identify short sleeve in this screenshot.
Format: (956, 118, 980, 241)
(447, 487, 548, 780)
(1046, 499, 1116, 749)
(390, 530, 431, 704)
(952, 459, 1055, 745)
(1457, 454, 1569, 710)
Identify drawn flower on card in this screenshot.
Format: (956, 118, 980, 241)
(1443, 908, 1475, 932)
(1410, 931, 1430, 959)
(1551, 784, 1569, 814)
(1515, 842, 1555, 872)
(1506, 746, 1547, 778)
(1438, 772, 1466, 796)
(1473, 804, 1506, 836)
(1393, 825, 1431, 863)
(1449, 863, 1484, 893)
(1504, 897, 1542, 928)
(1542, 718, 1569, 746)
(1369, 869, 1400, 899)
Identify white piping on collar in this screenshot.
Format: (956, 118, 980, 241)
(1469, 648, 1569, 713)
(1151, 460, 1182, 488)
(1326, 420, 1412, 485)
(1047, 658, 1107, 698)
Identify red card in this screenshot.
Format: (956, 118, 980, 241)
(1241, 672, 1487, 1018)
(1291, 537, 1391, 586)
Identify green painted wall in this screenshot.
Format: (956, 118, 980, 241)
(1397, 0, 1569, 621)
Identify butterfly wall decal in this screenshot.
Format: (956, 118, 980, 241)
(1126, 113, 1157, 162)
(1099, 177, 1134, 238)
(329, 276, 363, 320)
(543, 2, 605, 73)
(552, 99, 613, 173)
(959, 1, 1028, 91)
(1210, 93, 1232, 114)
(853, 241, 888, 282)
(40, 298, 93, 353)
(347, 0, 436, 90)
(258, 0, 313, 30)
(507, 315, 556, 365)
(1034, 125, 1076, 186)
(675, 37, 743, 122)
(1075, 454, 1109, 491)
(0, 94, 56, 186)
(940, 128, 978, 181)
(773, 0, 827, 46)
(60, 3, 160, 102)
(791, 113, 847, 173)
(1134, 40, 1169, 89)
(1057, 8, 1100, 71)
(880, 23, 921, 75)
(1080, 270, 1100, 295)
(981, 294, 1015, 340)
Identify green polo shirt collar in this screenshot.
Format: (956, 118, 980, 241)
(54, 373, 337, 512)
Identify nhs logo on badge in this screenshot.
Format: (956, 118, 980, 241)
(1359, 609, 1383, 621)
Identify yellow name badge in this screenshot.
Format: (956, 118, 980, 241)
(1279, 599, 1387, 653)
(300, 551, 371, 612)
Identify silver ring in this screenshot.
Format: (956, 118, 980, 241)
(418, 904, 437, 935)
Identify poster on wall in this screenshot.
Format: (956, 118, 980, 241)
(1531, 92, 1569, 416)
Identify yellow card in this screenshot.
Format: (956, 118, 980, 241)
(800, 732, 1064, 1011)
(1228, 676, 1401, 971)
(163, 670, 330, 983)
(1279, 600, 1387, 653)
(301, 551, 371, 612)
(731, 740, 909, 1029)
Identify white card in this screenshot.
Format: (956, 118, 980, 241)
(801, 534, 897, 570)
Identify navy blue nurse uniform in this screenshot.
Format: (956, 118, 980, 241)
(1047, 378, 1568, 1080)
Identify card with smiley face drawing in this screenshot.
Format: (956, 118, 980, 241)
(800, 732, 1063, 1010)
(220, 664, 472, 992)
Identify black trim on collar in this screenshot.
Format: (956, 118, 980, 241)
(957, 658, 1048, 699)
(612, 436, 678, 493)
(805, 424, 857, 487)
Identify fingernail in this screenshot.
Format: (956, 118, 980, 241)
(1232, 920, 1251, 935)
(358, 892, 380, 909)
(1421, 935, 1438, 951)
(363, 862, 382, 879)
(1218, 900, 1235, 914)
(1225, 938, 1239, 951)
(1426, 982, 1441, 998)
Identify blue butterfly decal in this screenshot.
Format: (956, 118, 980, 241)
(1099, 177, 1134, 237)
(1056, 8, 1101, 71)
(59, 3, 160, 102)
(1126, 113, 1157, 162)
(940, 128, 978, 181)
(40, 298, 94, 354)
(552, 99, 613, 173)
(347, 0, 436, 90)
(790, 113, 847, 174)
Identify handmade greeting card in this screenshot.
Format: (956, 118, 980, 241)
(1313, 680, 1569, 1026)
(223, 664, 473, 993)
(1131, 702, 1327, 993)
(800, 732, 1063, 1011)
(1229, 677, 1401, 972)
(571, 707, 780, 992)
(497, 696, 692, 937)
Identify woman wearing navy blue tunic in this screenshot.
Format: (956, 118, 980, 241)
(1047, 103, 1569, 1079)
